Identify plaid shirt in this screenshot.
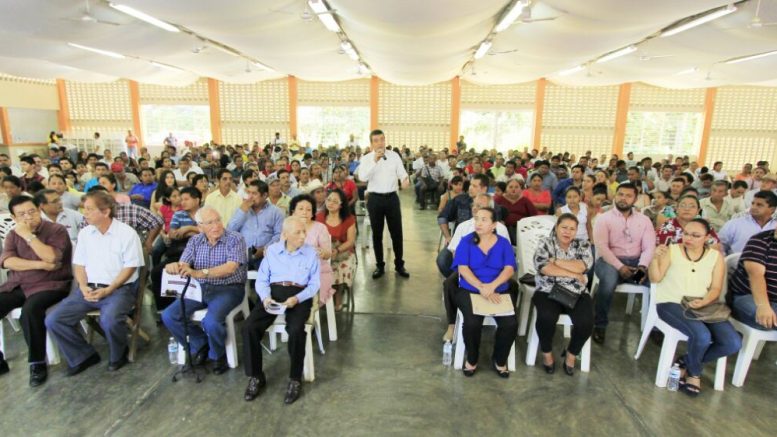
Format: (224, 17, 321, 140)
(180, 230, 247, 285)
(79, 203, 163, 236)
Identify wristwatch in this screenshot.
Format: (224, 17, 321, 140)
(202, 268, 209, 278)
(25, 235, 37, 244)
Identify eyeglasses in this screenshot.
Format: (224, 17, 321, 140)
(16, 208, 38, 218)
(198, 219, 221, 227)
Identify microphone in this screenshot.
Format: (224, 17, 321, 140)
(382, 155, 387, 161)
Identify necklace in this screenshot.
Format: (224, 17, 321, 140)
(683, 246, 705, 272)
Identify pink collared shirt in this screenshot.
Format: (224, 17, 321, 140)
(593, 207, 656, 270)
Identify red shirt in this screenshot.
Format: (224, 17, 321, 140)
(0, 220, 72, 297)
(316, 212, 357, 253)
(326, 179, 357, 201)
(494, 194, 539, 227)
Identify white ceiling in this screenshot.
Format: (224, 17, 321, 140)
(0, 0, 776, 88)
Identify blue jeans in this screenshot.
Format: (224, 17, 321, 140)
(656, 303, 742, 377)
(594, 256, 646, 328)
(732, 294, 777, 331)
(436, 249, 453, 278)
(45, 282, 138, 367)
(161, 283, 244, 360)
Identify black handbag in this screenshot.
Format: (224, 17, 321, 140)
(546, 239, 581, 310)
(421, 166, 439, 191)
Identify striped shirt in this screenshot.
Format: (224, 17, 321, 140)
(729, 230, 777, 303)
(180, 230, 247, 286)
(170, 210, 197, 230)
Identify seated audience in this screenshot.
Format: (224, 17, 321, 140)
(699, 181, 734, 232)
(227, 180, 283, 270)
(726, 180, 749, 216)
(743, 174, 776, 209)
(128, 168, 157, 208)
(204, 169, 242, 224)
(557, 186, 591, 242)
(729, 228, 777, 331)
(45, 191, 144, 375)
(98, 173, 130, 204)
(656, 195, 720, 248)
(316, 189, 357, 311)
(242, 217, 321, 404)
(268, 178, 291, 213)
(48, 174, 82, 210)
(532, 213, 594, 375)
(0, 195, 72, 386)
(719, 191, 777, 255)
(451, 207, 517, 378)
(593, 183, 655, 344)
(150, 170, 177, 214)
(162, 206, 247, 375)
(523, 173, 552, 214)
(648, 218, 741, 397)
(438, 176, 465, 213)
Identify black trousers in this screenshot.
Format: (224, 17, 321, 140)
(532, 292, 594, 355)
(443, 274, 520, 325)
(366, 192, 404, 269)
(242, 285, 313, 381)
(453, 287, 518, 367)
(0, 287, 69, 363)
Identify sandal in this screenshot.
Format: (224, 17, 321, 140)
(680, 376, 701, 397)
(492, 359, 509, 379)
(462, 362, 477, 377)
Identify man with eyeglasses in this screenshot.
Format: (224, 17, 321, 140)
(45, 191, 144, 375)
(162, 206, 247, 375)
(0, 195, 72, 386)
(227, 180, 283, 270)
(36, 189, 82, 243)
(592, 183, 656, 344)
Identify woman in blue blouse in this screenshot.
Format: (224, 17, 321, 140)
(452, 207, 518, 378)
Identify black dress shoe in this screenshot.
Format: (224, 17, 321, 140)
(244, 375, 267, 401)
(284, 380, 302, 404)
(492, 360, 509, 379)
(395, 267, 410, 278)
(592, 327, 606, 345)
(0, 353, 8, 376)
(192, 345, 210, 367)
(462, 362, 477, 377)
(372, 268, 385, 279)
(67, 353, 101, 376)
(561, 350, 575, 376)
(212, 355, 229, 375)
(108, 347, 129, 372)
(244, 375, 266, 401)
(29, 363, 48, 387)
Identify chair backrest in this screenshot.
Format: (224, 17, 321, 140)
(515, 215, 556, 276)
(721, 252, 741, 302)
(0, 217, 16, 240)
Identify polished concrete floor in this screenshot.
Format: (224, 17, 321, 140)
(1, 191, 775, 437)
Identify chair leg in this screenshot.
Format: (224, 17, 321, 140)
(640, 290, 650, 331)
(634, 311, 657, 360)
(453, 311, 465, 370)
(46, 333, 60, 365)
(518, 288, 533, 337)
(655, 333, 679, 388)
(325, 298, 338, 342)
(732, 333, 758, 387)
(0, 321, 5, 356)
(525, 310, 539, 366)
(753, 340, 766, 360)
(714, 356, 726, 391)
(625, 293, 635, 315)
(303, 326, 315, 382)
(177, 342, 186, 365)
(8, 317, 20, 333)
(580, 339, 591, 373)
(314, 314, 325, 355)
(507, 340, 516, 372)
(225, 314, 238, 369)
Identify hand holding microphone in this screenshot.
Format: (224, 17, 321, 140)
(374, 147, 386, 162)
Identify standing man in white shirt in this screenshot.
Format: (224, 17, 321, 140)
(357, 129, 410, 279)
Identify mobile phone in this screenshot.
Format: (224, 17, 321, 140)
(632, 269, 645, 284)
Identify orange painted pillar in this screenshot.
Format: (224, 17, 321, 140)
(532, 78, 547, 150)
(128, 80, 144, 147)
(0, 107, 11, 145)
(288, 76, 298, 140)
(370, 76, 379, 130)
(612, 82, 632, 157)
(450, 76, 461, 153)
(207, 78, 222, 144)
(698, 87, 717, 166)
(56, 79, 71, 134)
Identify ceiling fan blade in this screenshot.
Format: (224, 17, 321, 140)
(94, 19, 121, 26)
(522, 17, 558, 23)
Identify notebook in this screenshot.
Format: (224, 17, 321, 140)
(470, 293, 515, 317)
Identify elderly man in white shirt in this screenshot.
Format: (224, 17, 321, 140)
(45, 191, 144, 376)
(438, 193, 513, 342)
(36, 189, 83, 243)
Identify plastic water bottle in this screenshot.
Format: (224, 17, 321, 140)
(442, 341, 452, 366)
(168, 337, 179, 365)
(667, 364, 681, 391)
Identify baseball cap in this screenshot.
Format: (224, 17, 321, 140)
(110, 162, 124, 173)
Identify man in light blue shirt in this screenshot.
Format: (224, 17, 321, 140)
(226, 180, 283, 269)
(242, 217, 320, 405)
(719, 191, 777, 255)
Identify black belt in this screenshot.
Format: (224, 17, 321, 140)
(87, 283, 110, 289)
(270, 282, 305, 289)
(369, 192, 397, 197)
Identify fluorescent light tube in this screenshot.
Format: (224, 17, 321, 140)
(67, 42, 125, 59)
(724, 49, 777, 64)
(660, 4, 736, 38)
(474, 41, 492, 59)
(109, 3, 180, 33)
(675, 67, 698, 75)
(596, 45, 637, 63)
(495, 0, 528, 33)
(308, 0, 341, 32)
(558, 65, 584, 76)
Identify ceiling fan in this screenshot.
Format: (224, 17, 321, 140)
(61, 0, 120, 26)
(488, 48, 520, 55)
(269, 6, 337, 22)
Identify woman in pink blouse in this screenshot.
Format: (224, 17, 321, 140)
(290, 194, 334, 305)
(98, 174, 130, 204)
(522, 173, 552, 214)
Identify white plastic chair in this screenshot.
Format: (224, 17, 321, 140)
(634, 284, 727, 391)
(174, 272, 251, 369)
(360, 214, 392, 252)
(725, 253, 777, 387)
(515, 215, 556, 336)
(525, 310, 592, 372)
(453, 309, 517, 372)
(266, 292, 325, 382)
(0, 308, 61, 365)
(590, 276, 650, 331)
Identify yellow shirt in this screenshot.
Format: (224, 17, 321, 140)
(656, 244, 719, 304)
(204, 189, 242, 224)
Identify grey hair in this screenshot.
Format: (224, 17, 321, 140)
(474, 193, 494, 208)
(194, 206, 221, 224)
(282, 216, 306, 235)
